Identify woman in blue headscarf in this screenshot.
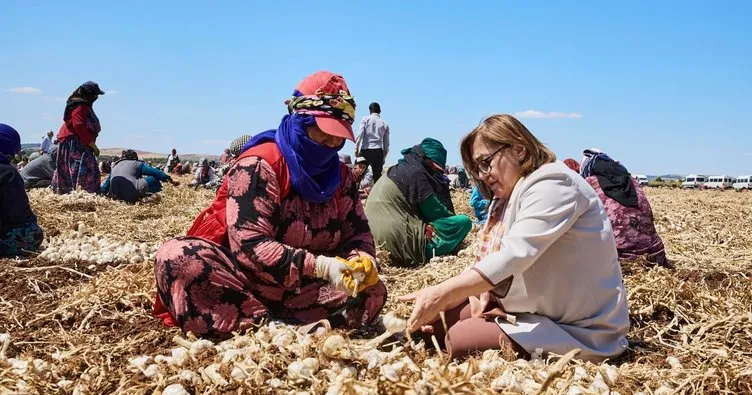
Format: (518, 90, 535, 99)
(153, 72, 386, 336)
(0, 123, 44, 257)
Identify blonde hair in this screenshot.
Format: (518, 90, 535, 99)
(461, 114, 556, 198)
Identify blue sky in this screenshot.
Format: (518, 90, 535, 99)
(2, 1, 750, 175)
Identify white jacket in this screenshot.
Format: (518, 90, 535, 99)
(473, 161, 630, 362)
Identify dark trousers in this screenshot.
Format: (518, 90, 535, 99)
(360, 148, 385, 182)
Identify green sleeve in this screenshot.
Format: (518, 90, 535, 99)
(418, 194, 453, 222)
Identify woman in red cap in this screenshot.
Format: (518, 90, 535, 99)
(154, 71, 386, 336)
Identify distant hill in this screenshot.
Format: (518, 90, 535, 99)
(21, 143, 38, 149)
(99, 148, 218, 163)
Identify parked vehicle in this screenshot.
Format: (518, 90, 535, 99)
(682, 174, 707, 189)
(705, 175, 736, 190)
(633, 174, 649, 186)
(733, 175, 752, 191)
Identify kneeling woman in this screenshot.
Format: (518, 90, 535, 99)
(400, 115, 629, 362)
(580, 149, 669, 267)
(154, 71, 386, 336)
(0, 124, 44, 256)
(102, 150, 177, 203)
(365, 139, 472, 266)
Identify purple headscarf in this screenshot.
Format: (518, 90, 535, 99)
(0, 123, 22, 164)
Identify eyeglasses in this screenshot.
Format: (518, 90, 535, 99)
(477, 145, 508, 174)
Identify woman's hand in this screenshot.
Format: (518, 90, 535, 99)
(398, 284, 453, 332)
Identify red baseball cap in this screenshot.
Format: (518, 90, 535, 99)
(294, 71, 356, 142)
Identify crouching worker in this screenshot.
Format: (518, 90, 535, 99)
(20, 145, 57, 189)
(365, 138, 472, 266)
(153, 71, 386, 336)
(102, 150, 177, 203)
(580, 149, 669, 267)
(0, 124, 44, 256)
(400, 115, 629, 362)
(189, 158, 215, 188)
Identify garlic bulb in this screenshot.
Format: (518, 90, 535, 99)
(162, 383, 189, 395)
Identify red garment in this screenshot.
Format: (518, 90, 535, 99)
(57, 105, 98, 146)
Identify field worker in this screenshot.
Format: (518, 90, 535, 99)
(189, 158, 215, 188)
(229, 134, 251, 158)
(52, 81, 105, 194)
(365, 138, 472, 266)
(153, 71, 386, 336)
(0, 124, 44, 257)
(101, 150, 177, 203)
(469, 184, 489, 224)
(355, 102, 390, 182)
(399, 115, 629, 362)
(580, 148, 669, 267)
(219, 148, 231, 164)
(20, 144, 58, 189)
(165, 149, 180, 173)
(457, 167, 470, 189)
(40, 130, 54, 154)
(353, 156, 374, 199)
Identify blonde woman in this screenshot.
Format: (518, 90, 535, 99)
(400, 114, 629, 362)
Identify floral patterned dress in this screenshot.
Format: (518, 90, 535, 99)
(586, 176, 669, 267)
(155, 156, 386, 336)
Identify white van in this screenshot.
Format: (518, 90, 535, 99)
(682, 174, 707, 189)
(633, 174, 649, 186)
(705, 175, 736, 190)
(733, 175, 752, 190)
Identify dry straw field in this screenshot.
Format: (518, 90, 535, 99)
(1, 183, 751, 394)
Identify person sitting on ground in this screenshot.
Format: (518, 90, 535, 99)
(399, 114, 629, 362)
(0, 124, 44, 256)
(189, 158, 215, 188)
(469, 184, 489, 224)
(365, 138, 472, 266)
(580, 149, 669, 267)
(164, 149, 180, 173)
(353, 156, 374, 199)
(457, 167, 470, 189)
(52, 81, 105, 194)
(101, 150, 177, 203)
(229, 135, 251, 158)
(219, 148, 231, 164)
(15, 156, 29, 171)
(446, 166, 462, 189)
(21, 144, 58, 189)
(153, 71, 386, 336)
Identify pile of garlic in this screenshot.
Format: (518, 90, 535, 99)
(39, 229, 157, 266)
(0, 333, 51, 394)
(112, 313, 631, 394)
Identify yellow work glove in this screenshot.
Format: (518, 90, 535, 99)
(337, 256, 379, 295)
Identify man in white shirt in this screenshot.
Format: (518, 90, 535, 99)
(355, 102, 390, 182)
(40, 131, 54, 154)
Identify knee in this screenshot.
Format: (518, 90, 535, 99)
(458, 215, 473, 235)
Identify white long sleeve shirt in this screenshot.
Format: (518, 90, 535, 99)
(473, 162, 630, 362)
(40, 136, 52, 153)
(355, 113, 390, 155)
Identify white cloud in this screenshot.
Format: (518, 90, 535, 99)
(514, 109, 583, 119)
(6, 87, 42, 94)
(105, 90, 118, 95)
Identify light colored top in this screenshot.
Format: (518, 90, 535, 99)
(355, 113, 390, 155)
(473, 161, 629, 362)
(40, 135, 52, 153)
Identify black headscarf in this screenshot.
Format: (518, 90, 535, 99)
(63, 81, 105, 121)
(590, 158, 638, 208)
(387, 142, 454, 213)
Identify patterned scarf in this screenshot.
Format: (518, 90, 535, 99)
(475, 198, 514, 297)
(286, 91, 356, 123)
